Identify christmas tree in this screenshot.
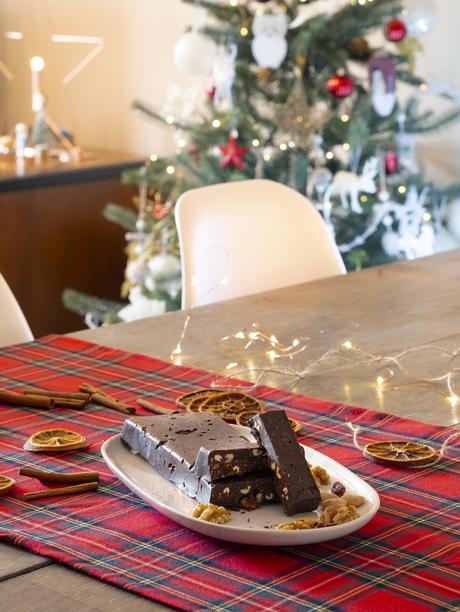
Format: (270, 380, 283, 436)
(64, 0, 460, 325)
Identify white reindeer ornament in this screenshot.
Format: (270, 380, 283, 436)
(324, 158, 379, 213)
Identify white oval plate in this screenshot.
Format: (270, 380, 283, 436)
(101, 429, 380, 546)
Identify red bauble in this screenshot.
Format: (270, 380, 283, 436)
(206, 83, 216, 100)
(385, 18, 407, 42)
(219, 136, 249, 171)
(385, 150, 398, 175)
(327, 74, 355, 98)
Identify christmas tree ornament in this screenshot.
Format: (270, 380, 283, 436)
(118, 287, 166, 323)
(206, 81, 216, 100)
(369, 56, 397, 117)
(402, 0, 438, 38)
(219, 133, 249, 171)
(251, 11, 288, 69)
(385, 149, 398, 174)
(310, 166, 333, 203)
(396, 36, 423, 74)
(385, 18, 407, 42)
(257, 67, 275, 85)
(153, 201, 169, 220)
(161, 84, 206, 124)
(347, 37, 371, 60)
(395, 112, 419, 174)
(277, 82, 331, 149)
(147, 252, 181, 281)
(327, 74, 354, 98)
(324, 157, 379, 214)
(174, 29, 217, 75)
(212, 43, 237, 113)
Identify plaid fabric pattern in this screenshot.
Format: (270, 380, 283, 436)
(0, 335, 458, 611)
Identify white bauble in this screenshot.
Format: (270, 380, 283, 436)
(118, 287, 166, 322)
(174, 30, 217, 74)
(381, 230, 401, 257)
(147, 253, 181, 280)
(402, 0, 438, 38)
(125, 259, 148, 284)
(251, 12, 288, 69)
(447, 198, 460, 241)
(433, 227, 460, 254)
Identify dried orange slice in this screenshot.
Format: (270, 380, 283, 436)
(177, 389, 220, 411)
(235, 410, 261, 427)
(0, 475, 15, 496)
(364, 440, 437, 468)
(199, 392, 263, 415)
(26, 429, 87, 452)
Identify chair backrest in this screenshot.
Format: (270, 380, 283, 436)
(0, 274, 33, 347)
(175, 179, 346, 309)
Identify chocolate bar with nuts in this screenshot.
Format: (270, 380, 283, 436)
(250, 410, 320, 516)
(121, 413, 266, 490)
(193, 445, 266, 481)
(121, 413, 276, 508)
(197, 471, 277, 509)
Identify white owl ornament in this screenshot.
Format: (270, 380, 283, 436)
(251, 11, 288, 69)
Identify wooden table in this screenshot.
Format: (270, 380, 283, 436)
(0, 150, 142, 337)
(2, 251, 460, 611)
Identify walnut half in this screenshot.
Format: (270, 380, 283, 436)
(311, 465, 331, 486)
(320, 500, 359, 525)
(191, 503, 231, 524)
(276, 517, 319, 530)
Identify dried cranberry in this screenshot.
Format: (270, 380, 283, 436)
(331, 481, 346, 497)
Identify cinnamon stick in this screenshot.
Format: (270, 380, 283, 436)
(92, 393, 135, 414)
(24, 481, 98, 501)
(79, 383, 103, 396)
(24, 390, 90, 401)
(137, 398, 179, 415)
(78, 383, 135, 415)
(0, 390, 54, 409)
(19, 466, 100, 484)
(54, 399, 88, 409)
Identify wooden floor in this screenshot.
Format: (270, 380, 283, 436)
(2, 250, 460, 610)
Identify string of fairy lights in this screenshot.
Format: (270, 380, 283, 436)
(215, 326, 460, 409)
(169, 310, 460, 412)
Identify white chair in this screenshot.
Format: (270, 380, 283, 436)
(0, 274, 33, 347)
(175, 179, 346, 309)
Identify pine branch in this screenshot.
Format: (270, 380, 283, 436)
(103, 203, 138, 231)
(407, 106, 460, 134)
(132, 100, 191, 131)
(62, 289, 125, 318)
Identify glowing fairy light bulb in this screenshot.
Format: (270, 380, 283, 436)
(447, 394, 459, 408)
(342, 340, 353, 350)
(376, 376, 385, 386)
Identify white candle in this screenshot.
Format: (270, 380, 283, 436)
(30, 56, 45, 112)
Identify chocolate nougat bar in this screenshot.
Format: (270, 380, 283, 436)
(121, 413, 273, 507)
(250, 410, 320, 515)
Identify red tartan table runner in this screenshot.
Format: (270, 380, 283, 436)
(0, 335, 458, 611)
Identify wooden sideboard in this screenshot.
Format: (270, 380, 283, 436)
(0, 151, 143, 336)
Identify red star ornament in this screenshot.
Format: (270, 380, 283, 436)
(219, 136, 249, 171)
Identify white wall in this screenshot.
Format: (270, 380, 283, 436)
(0, 0, 459, 182)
